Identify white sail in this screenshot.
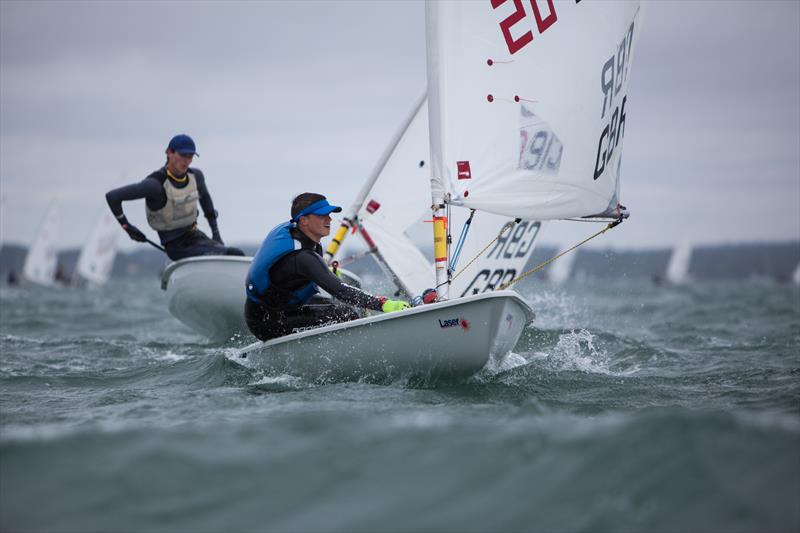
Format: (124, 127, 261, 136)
(665, 241, 692, 284)
(448, 212, 542, 297)
(22, 201, 60, 286)
(354, 98, 434, 297)
(427, 0, 642, 221)
(75, 209, 120, 286)
(548, 243, 578, 285)
(791, 261, 800, 285)
(354, 97, 542, 299)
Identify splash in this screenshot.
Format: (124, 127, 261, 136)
(480, 351, 528, 377)
(546, 329, 613, 374)
(246, 373, 307, 392)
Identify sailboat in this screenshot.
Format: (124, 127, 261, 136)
(73, 209, 120, 287)
(548, 244, 578, 285)
(232, 0, 643, 380)
(665, 241, 692, 284)
(22, 201, 61, 286)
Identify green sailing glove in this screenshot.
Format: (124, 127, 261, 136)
(381, 299, 411, 313)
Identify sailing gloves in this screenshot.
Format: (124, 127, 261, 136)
(381, 299, 411, 313)
(117, 215, 147, 242)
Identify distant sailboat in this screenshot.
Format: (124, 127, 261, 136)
(666, 241, 692, 284)
(74, 209, 120, 287)
(548, 244, 578, 285)
(792, 261, 800, 285)
(22, 201, 60, 286)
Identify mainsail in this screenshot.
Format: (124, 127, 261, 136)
(427, 0, 641, 221)
(74, 209, 120, 286)
(22, 201, 60, 286)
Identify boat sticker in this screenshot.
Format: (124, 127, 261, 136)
(457, 161, 472, 180)
(438, 317, 470, 331)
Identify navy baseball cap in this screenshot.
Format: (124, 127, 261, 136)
(167, 134, 198, 156)
(292, 199, 342, 221)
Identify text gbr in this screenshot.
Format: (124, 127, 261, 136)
(459, 221, 541, 296)
(593, 20, 636, 180)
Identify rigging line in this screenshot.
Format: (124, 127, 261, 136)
(496, 218, 624, 291)
(450, 216, 519, 282)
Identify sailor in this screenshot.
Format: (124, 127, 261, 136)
(244, 192, 410, 341)
(105, 134, 244, 261)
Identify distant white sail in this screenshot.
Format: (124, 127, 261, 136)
(666, 241, 692, 284)
(22, 201, 60, 286)
(75, 209, 120, 286)
(792, 261, 800, 285)
(427, 1, 642, 221)
(548, 244, 578, 285)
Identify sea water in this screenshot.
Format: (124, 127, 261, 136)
(1, 277, 798, 532)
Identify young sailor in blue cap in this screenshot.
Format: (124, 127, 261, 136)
(244, 192, 410, 341)
(105, 134, 244, 260)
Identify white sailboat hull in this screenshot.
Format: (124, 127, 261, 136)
(231, 290, 534, 381)
(161, 256, 251, 341)
(161, 256, 363, 342)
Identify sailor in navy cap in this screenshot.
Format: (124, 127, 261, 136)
(105, 134, 244, 260)
(244, 192, 409, 341)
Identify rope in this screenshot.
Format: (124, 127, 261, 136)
(496, 218, 624, 291)
(451, 217, 519, 282)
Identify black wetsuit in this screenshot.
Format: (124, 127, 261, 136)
(105, 167, 244, 261)
(244, 228, 383, 341)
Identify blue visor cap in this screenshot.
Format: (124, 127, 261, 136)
(292, 199, 342, 221)
(167, 134, 198, 156)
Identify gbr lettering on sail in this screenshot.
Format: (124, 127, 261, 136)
(490, 0, 636, 182)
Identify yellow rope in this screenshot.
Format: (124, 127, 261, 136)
(451, 218, 517, 282)
(496, 219, 623, 291)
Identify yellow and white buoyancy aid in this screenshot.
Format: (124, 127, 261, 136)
(145, 172, 199, 231)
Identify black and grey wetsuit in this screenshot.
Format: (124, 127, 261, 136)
(105, 167, 244, 261)
(244, 227, 383, 341)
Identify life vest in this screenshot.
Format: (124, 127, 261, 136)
(246, 221, 318, 306)
(145, 171, 199, 231)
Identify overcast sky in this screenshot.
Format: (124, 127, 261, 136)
(1, 0, 798, 252)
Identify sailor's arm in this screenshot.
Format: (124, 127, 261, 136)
(193, 170, 222, 243)
(298, 252, 384, 311)
(105, 179, 163, 242)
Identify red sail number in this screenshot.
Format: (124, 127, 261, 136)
(491, 0, 558, 55)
